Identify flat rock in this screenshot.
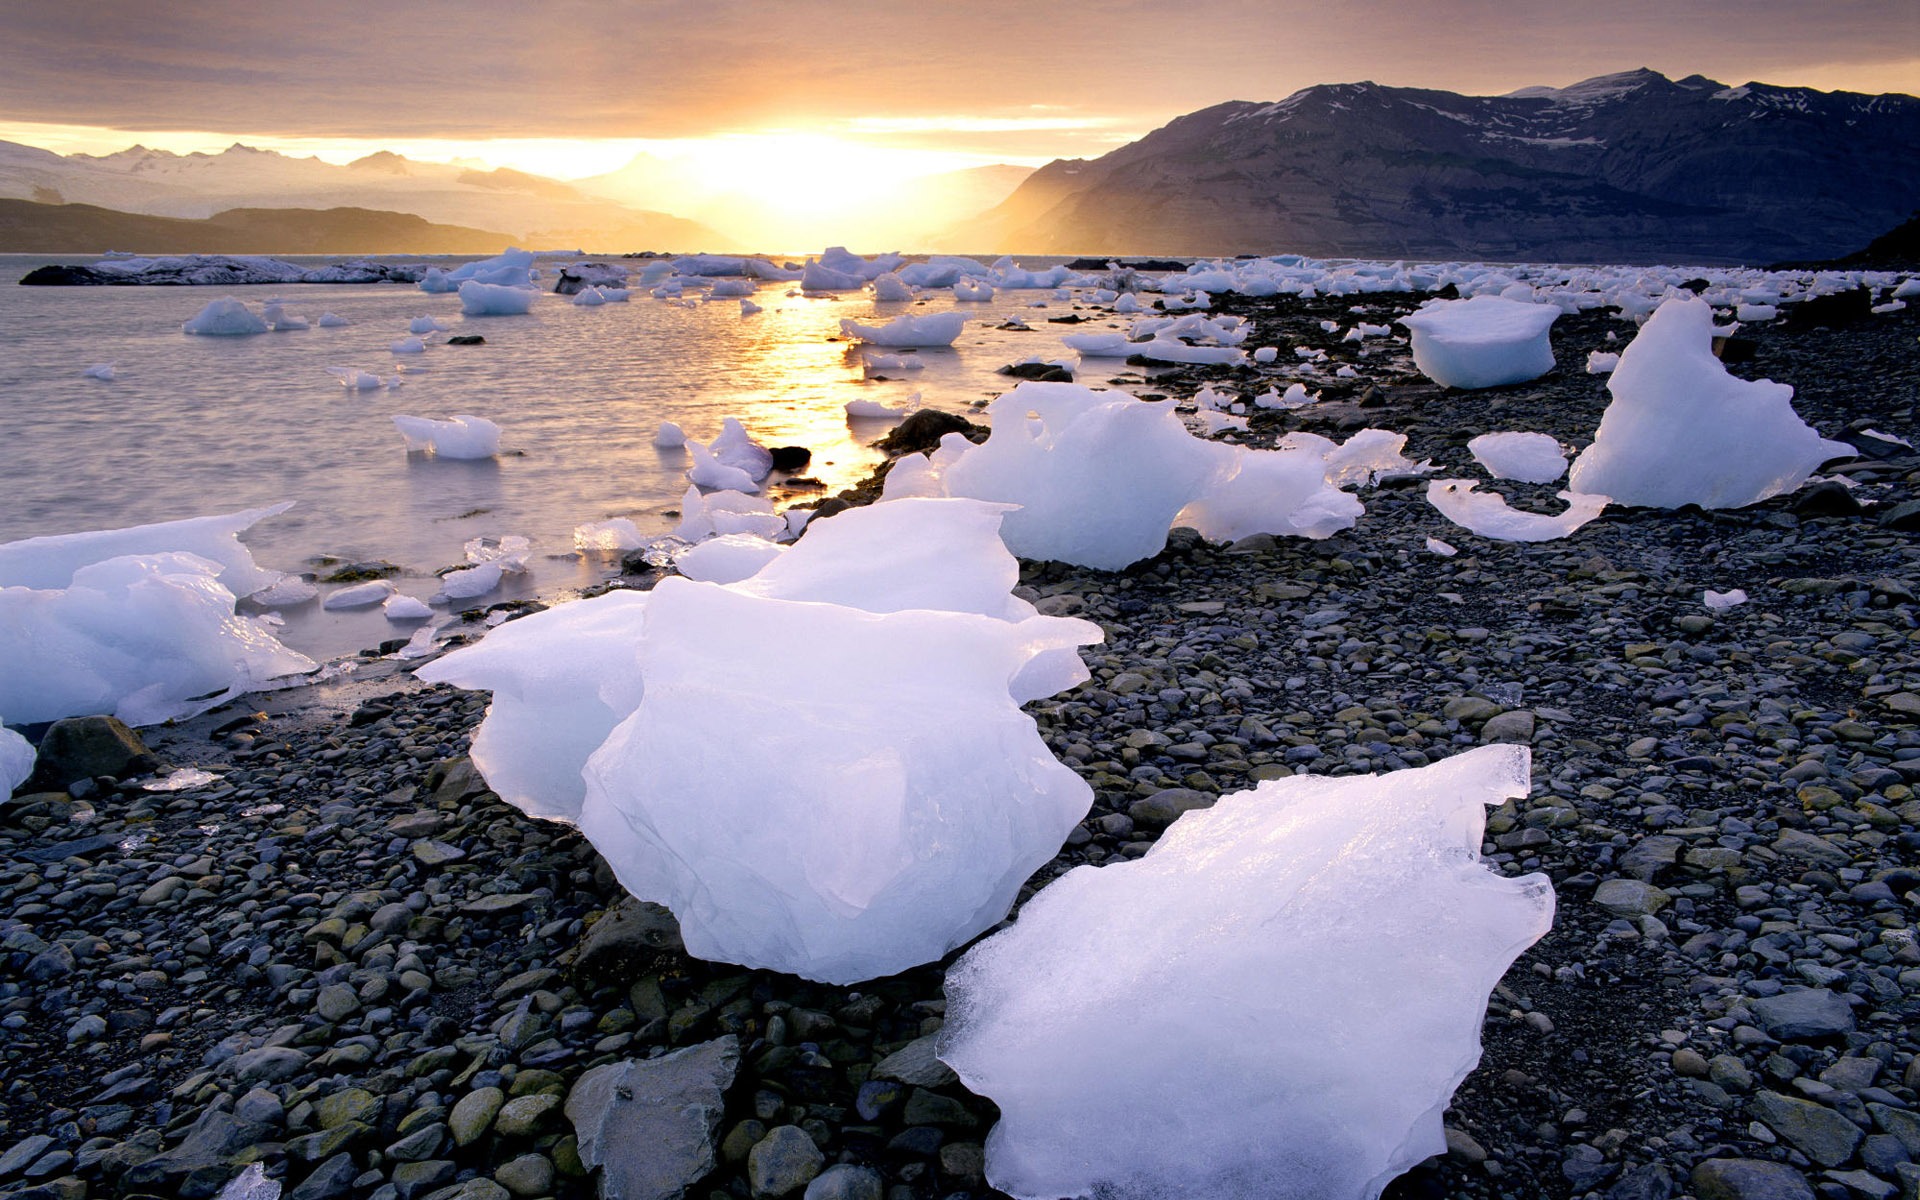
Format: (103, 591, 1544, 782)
(1690, 1158, 1816, 1200)
(1748, 1090, 1863, 1167)
(1127, 787, 1215, 829)
(870, 1034, 958, 1088)
(1749, 989, 1856, 1041)
(565, 1035, 739, 1200)
(1593, 878, 1671, 917)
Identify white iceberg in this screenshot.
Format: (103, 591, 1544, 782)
(1176, 447, 1364, 543)
(326, 366, 386, 391)
(429, 247, 535, 291)
(687, 442, 758, 492)
(574, 519, 647, 553)
(393, 415, 502, 459)
(458, 280, 538, 316)
(576, 577, 1100, 983)
(83, 363, 117, 381)
(802, 262, 866, 292)
(409, 316, 451, 334)
(316, 312, 350, 328)
(1704, 588, 1749, 610)
(182, 298, 269, 336)
(673, 534, 786, 584)
(939, 745, 1555, 1200)
(1468, 432, 1567, 484)
(1399, 295, 1559, 389)
(652, 421, 688, 449)
(709, 418, 773, 480)
(839, 312, 968, 349)
(0, 503, 293, 600)
(323, 580, 395, 610)
(1567, 296, 1851, 508)
(943, 383, 1226, 570)
(1426, 481, 1610, 542)
(390, 336, 426, 354)
(872, 273, 914, 302)
(845, 398, 912, 421)
(954, 281, 995, 302)
(0, 553, 316, 726)
(1, 724, 32, 796)
(1060, 332, 1133, 357)
(384, 593, 433, 621)
(675, 487, 782, 542)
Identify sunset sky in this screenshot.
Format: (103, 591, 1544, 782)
(0, 0, 1914, 216)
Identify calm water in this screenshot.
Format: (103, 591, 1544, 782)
(0, 254, 1138, 661)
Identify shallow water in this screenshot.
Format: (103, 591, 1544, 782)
(0, 254, 1133, 661)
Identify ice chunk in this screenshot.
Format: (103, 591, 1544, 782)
(249, 576, 317, 607)
(434, 559, 520, 603)
(182, 298, 268, 336)
(1468, 432, 1567, 484)
(83, 363, 116, 381)
(409, 316, 450, 334)
(1177, 447, 1364, 542)
(687, 442, 759, 492)
(845, 398, 912, 421)
(2, 724, 35, 796)
(1704, 588, 1749, 609)
(326, 366, 386, 391)
(1255, 383, 1315, 410)
(818, 246, 904, 280)
(393, 414, 502, 459)
(839, 312, 968, 348)
(0, 502, 294, 600)
(1252, 345, 1279, 363)
(432, 247, 535, 290)
(939, 746, 1555, 1200)
(652, 421, 688, 448)
(458, 280, 537, 316)
(323, 580, 395, 609)
(802, 261, 866, 291)
(390, 336, 426, 354)
(316, 312, 350, 327)
(1399, 296, 1558, 389)
(1133, 339, 1246, 366)
(0, 552, 316, 726)
(673, 533, 786, 583)
(740, 299, 763, 316)
(709, 418, 774, 480)
(1060, 332, 1132, 357)
(572, 287, 608, 306)
(1426, 481, 1610, 542)
(576, 577, 1101, 982)
(872, 273, 914, 302)
(574, 519, 647, 552)
(864, 352, 924, 374)
(954, 281, 995, 302)
(943, 382, 1227, 570)
(1426, 537, 1457, 557)
(1567, 296, 1851, 508)
(384, 593, 433, 620)
(674, 487, 781, 541)
(1586, 351, 1620, 374)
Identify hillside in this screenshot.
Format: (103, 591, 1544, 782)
(951, 69, 1920, 264)
(0, 200, 519, 254)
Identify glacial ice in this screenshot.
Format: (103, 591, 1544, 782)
(1468, 432, 1567, 483)
(819, 247, 904, 280)
(1060, 332, 1132, 357)
(709, 418, 774, 480)
(872, 273, 914, 302)
(652, 421, 688, 449)
(687, 442, 759, 492)
(573, 519, 646, 553)
(942, 383, 1226, 570)
(1176, 447, 1365, 543)
(839, 312, 968, 348)
(801, 262, 866, 292)
(674, 487, 782, 542)
(393, 415, 502, 459)
(323, 580, 395, 609)
(1, 725, 32, 796)
(1399, 295, 1559, 389)
(1567, 296, 1851, 508)
(939, 746, 1555, 1200)
(458, 280, 538, 316)
(954, 281, 995, 302)
(673, 534, 786, 584)
(433, 247, 535, 290)
(317, 312, 349, 328)
(182, 298, 269, 336)
(0, 553, 316, 726)
(390, 336, 426, 354)
(327, 366, 387, 391)
(384, 593, 433, 620)
(845, 399, 911, 420)
(1704, 588, 1749, 610)
(1586, 351, 1620, 374)
(1426, 481, 1610, 542)
(0, 503, 294, 600)
(83, 363, 116, 381)
(577, 577, 1101, 983)
(409, 316, 450, 334)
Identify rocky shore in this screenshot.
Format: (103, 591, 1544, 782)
(3, 290, 1918, 1200)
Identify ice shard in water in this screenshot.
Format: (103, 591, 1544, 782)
(940, 746, 1555, 1200)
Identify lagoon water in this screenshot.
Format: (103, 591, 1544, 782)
(0, 254, 1125, 661)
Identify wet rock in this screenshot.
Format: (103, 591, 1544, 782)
(566, 1035, 739, 1200)
(1691, 1158, 1816, 1200)
(1749, 989, 1856, 1041)
(870, 1035, 957, 1088)
(23, 716, 152, 792)
(1748, 1090, 1864, 1167)
(573, 897, 684, 983)
(746, 1126, 823, 1198)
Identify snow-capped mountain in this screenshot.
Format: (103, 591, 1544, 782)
(951, 69, 1920, 264)
(0, 142, 733, 250)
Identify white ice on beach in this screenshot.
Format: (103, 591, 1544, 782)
(0, 552, 316, 726)
(458, 280, 538, 316)
(674, 487, 782, 542)
(577, 577, 1100, 984)
(1176, 447, 1364, 543)
(435, 540, 529, 603)
(1, 725, 32, 796)
(1426, 481, 1610, 542)
(709, 418, 774, 481)
(672, 533, 786, 584)
(1398, 295, 1559, 389)
(182, 298, 269, 336)
(409, 316, 450, 334)
(938, 745, 1555, 1200)
(687, 442, 759, 492)
(1704, 588, 1750, 610)
(943, 383, 1225, 570)
(651, 421, 687, 449)
(1468, 432, 1567, 483)
(845, 398, 912, 421)
(384, 593, 433, 621)
(954, 281, 995, 302)
(393, 415, 502, 459)
(0, 502, 294, 600)
(322, 580, 395, 610)
(1567, 296, 1851, 508)
(872, 273, 914, 302)
(839, 312, 968, 348)
(1426, 537, 1458, 557)
(1586, 351, 1620, 374)
(573, 519, 646, 553)
(1060, 332, 1132, 357)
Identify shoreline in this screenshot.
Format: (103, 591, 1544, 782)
(3, 293, 1919, 1200)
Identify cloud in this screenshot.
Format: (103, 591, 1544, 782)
(0, 0, 1911, 151)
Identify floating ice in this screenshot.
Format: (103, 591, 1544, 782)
(652, 421, 688, 449)
(954, 281, 995, 302)
(1060, 332, 1132, 357)
(673, 534, 786, 584)
(572, 287, 608, 307)
(430, 247, 535, 290)
(1399, 296, 1559, 389)
(0, 503, 293, 600)
(943, 382, 1226, 570)
(327, 366, 386, 391)
(577, 577, 1100, 983)
(864, 352, 925, 374)
(939, 745, 1555, 1200)
(674, 487, 782, 542)
(802, 262, 866, 291)
(1177, 447, 1364, 542)
(819, 247, 905, 280)
(740, 299, 763, 316)
(390, 336, 426, 354)
(316, 312, 350, 327)
(1704, 588, 1749, 610)
(1427, 481, 1610, 542)
(846, 399, 912, 421)
(249, 576, 317, 607)
(1133, 340, 1246, 366)
(686, 443, 758, 492)
(83, 363, 117, 381)
(2, 725, 34, 796)
(435, 553, 526, 603)
(384, 593, 433, 621)
(458, 280, 538, 316)
(840, 312, 968, 348)
(873, 273, 914, 302)
(262, 304, 308, 331)
(182, 298, 268, 336)
(574, 519, 647, 552)
(1468, 432, 1567, 483)
(709, 419, 774, 480)
(1567, 296, 1851, 508)
(393, 415, 502, 459)
(0, 553, 316, 726)
(323, 580, 395, 609)
(409, 316, 450, 334)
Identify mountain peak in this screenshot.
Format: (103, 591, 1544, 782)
(1509, 68, 1670, 103)
(349, 150, 411, 174)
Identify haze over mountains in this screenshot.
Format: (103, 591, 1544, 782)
(955, 69, 1920, 264)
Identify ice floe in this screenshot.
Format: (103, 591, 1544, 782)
(1468, 432, 1567, 483)
(182, 298, 269, 336)
(1398, 295, 1559, 389)
(0, 503, 294, 600)
(458, 280, 538, 316)
(1427, 481, 1610, 542)
(393, 415, 502, 459)
(839, 312, 968, 348)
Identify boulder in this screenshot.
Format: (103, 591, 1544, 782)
(23, 715, 153, 792)
(566, 1036, 739, 1200)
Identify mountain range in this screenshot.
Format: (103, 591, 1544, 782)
(951, 69, 1920, 264)
(0, 200, 521, 255)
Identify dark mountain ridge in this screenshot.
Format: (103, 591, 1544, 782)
(0, 200, 517, 255)
(955, 69, 1920, 264)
